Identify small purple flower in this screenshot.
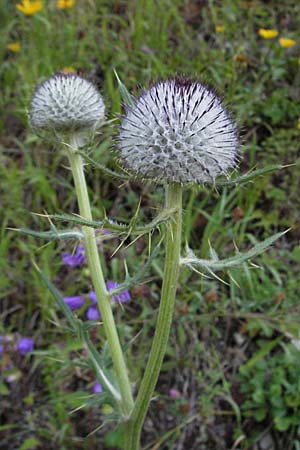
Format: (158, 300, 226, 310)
(86, 305, 101, 321)
(0, 344, 4, 356)
(169, 388, 181, 399)
(17, 338, 34, 356)
(63, 296, 85, 311)
(89, 291, 97, 304)
(106, 281, 131, 303)
(93, 382, 103, 394)
(101, 228, 112, 235)
(61, 245, 85, 267)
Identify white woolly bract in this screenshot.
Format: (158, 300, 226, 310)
(119, 79, 238, 184)
(30, 73, 105, 134)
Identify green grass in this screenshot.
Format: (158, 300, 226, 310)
(1, 1, 300, 449)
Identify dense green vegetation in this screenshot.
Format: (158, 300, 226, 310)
(1, 1, 300, 449)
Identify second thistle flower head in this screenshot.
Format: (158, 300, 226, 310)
(30, 73, 105, 140)
(119, 78, 238, 184)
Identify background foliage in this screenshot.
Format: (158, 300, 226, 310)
(1, 1, 300, 449)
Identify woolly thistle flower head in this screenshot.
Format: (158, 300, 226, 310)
(119, 78, 238, 184)
(30, 73, 105, 142)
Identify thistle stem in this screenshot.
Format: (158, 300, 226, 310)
(67, 135, 134, 417)
(124, 182, 183, 450)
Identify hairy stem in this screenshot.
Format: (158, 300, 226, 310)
(124, 182, 183, 450)
(67, 135, 134, 417)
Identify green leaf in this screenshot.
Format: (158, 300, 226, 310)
(20, 437, 40, 450)
(104, 424, 125, 448)
(78, 322, 121, 405)
(12, 228, 83, 241)
(33, 263, 77, 331)
(0, 382, 9, 395)
(217, 164, 290, 186)
(47, 209, 174, 236)
(181, 230, 289, 272)
(274, 416, 293, 431)
(253, 408, 267, 421)
(239, 337, 282, 373)
(114, 70, 135, 107)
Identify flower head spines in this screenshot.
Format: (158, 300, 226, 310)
(30, 73, 105, 137)
(119, 78, 238, 184)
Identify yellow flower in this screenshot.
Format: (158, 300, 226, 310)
(258, 28, 278, 39)
(16, 0, 43, 15)
(215, 25, 225, 33)
(61, 66, 76, 73)
(279, 38, 296, 48)
(56, 0, 75, 8)
(7, 42, 21, 52)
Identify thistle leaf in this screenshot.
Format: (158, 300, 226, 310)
(217, 164, 289, 186)
(181, 230, 289, 272)
(45, 209, 175, 236)
(78, 151, 130, 181)
(12, 228, 83, 241)
(78, 322, 122, 404)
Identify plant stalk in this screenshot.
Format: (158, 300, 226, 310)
(67, 135, 134, 417)
(124, 182, 183, 450)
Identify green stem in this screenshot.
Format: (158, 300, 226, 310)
(125, 182, 183, 450)
(67, 135, 134, 417)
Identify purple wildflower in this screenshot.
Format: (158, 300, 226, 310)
(0, 345, 4, 356)
(63, 296, 85, 311)
(89, 291, 97, 304)
(93, 382, 103, 394)
(101, 228, 112, 235)
(86, 305, 101, 321)
(169, 388, 181, 399)
(17, 337, 34, 356)
(61, 245, 85, 267)
(106, 281, 131, 303)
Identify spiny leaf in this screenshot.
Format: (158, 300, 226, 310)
(217, 164, 289, 186)
(109, 242, 162, 296)
(12, 228, 83, 241)
(78, 151, 130, 181)
(181, 230, 289, 272)
(44, 214, 127, 232)
(44, 209, 175, 236)
(78, 322, 121, 404)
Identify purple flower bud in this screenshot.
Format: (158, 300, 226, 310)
(63, 296, 85, 310)
(169, 388, 181, 399)
(89, 291, 97, 304)
(61, 245, 85, 267)
(106, 280, 131, 303)
(17, 338, 34, 356)
(93, 382, 103, 394)
(86, 305, 101, 321)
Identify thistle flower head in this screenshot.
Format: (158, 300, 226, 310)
(119, 78, 238, 184)
(30, 73, 105, 140)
